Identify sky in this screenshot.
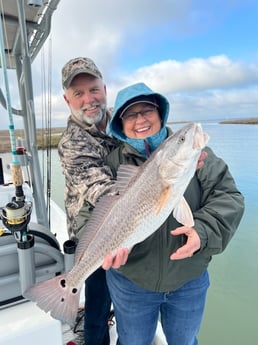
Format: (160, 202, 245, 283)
(1, 0, 258, 129)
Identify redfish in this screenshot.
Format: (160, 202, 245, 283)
(24, 122, 209, 326)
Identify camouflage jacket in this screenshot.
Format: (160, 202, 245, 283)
(58, 112, 119, 239)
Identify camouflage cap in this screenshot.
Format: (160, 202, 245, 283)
(62, 57, 102, 89)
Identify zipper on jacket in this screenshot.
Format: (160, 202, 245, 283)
(154, 229, 165, 291)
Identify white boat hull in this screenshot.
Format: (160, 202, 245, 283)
(0, 302, 63, 345)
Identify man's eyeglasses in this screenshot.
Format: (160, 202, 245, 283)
(121, 106, 158, 122)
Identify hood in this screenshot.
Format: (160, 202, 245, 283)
(108, 82, 170, 141)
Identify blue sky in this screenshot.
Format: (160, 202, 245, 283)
(1, 0, 258, 129)
(117, 4, 257, 66)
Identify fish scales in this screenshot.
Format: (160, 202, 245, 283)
(76, 164, 164, 261)
(67, 170, 164, 287)
(23, 122, 209, 326)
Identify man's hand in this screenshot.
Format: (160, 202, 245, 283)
(197, 151, 207, 170)
(102, 248, 131, 270)
(170, 226, 201, 260)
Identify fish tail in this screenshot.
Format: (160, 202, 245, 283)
(23, 273, 81, 326)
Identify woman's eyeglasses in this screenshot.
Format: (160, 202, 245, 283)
(121, 106, 158, 122)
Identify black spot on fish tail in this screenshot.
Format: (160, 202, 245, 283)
(60, 279, 66, 288)
(72, 288, 78, 294)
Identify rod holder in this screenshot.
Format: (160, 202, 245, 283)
(17, 234, 35, 294)
(63, 239, 76, 272)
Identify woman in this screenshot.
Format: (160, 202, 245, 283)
(104, 82, 244, 345)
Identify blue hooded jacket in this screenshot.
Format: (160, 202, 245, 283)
(108, 83, 170, 157)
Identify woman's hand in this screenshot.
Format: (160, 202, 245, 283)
(170, 226, 201, 260)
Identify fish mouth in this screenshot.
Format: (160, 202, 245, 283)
(193, 123, 209, 149)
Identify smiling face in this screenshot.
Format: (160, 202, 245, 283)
(64, 73, 107, 126)
(121, 102, 161, 139)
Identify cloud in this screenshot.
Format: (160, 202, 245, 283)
(170, 88, 258, 122)
(104, 55, 258, 122)
(117, 55, 258, 92)
(37, 0, 257, 126)
(39, 54, 258, 127)
(1, 0, 258, 129)
(49, 0, 246, 76)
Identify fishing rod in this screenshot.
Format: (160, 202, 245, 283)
(0, 11, 32, 242)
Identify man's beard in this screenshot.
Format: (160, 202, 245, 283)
(71, 103, 106, 125)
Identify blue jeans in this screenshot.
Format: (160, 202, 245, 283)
(106, 269, 210, 345)
(84, 267, 112, 345)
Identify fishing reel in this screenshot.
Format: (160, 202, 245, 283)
(0, 157, 32, 241)
(0, 196, 32, 241)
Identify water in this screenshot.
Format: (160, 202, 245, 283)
(2, 123, 257, 343)
(196, 124, 258, 344)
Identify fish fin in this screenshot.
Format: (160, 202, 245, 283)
(23, 273, 81, 326)
(173, 197, 194, 227)
(155, 185, 171, 213)
(75, 194, 120, 261)
(116, 164, 140, 195)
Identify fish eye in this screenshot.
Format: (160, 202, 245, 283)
(178, 135, 185, 144)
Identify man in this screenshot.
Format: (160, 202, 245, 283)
(58, 57, 119, 345)
(59, 57, 118, 240)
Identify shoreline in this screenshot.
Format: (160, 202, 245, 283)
(1, 118, 257, 153)
(218, 118, 258, 124)
(0, 127, 64, 154)
(168, 117, 258, 125)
